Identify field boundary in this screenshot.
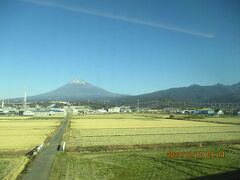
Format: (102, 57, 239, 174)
(179, 118, 240, 126)
(66, 140, 240, 152)
(0, 150, 30, 156)
(80, 130, 240, 137)
(141, 114, 240, 125)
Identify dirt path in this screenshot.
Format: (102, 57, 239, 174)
(22, 117, 69, 180)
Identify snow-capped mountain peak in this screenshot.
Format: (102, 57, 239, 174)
(70, 79, 87, 85)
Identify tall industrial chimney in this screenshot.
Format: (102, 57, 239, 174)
(23, 92, 27, 109)
(1, 99, 4, 108)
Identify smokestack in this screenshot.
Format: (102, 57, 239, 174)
(23, 91, 27, 109)
(1, 99, 4, 108)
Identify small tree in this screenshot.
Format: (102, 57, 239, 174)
(169, 114, 174, 119)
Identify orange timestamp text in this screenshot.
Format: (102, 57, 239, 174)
(167, 150, 225, 159)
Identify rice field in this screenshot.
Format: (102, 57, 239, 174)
(194, 116, 240, 124)
(0, 156, 28, 180)
(50, 145, 240, 180)
(0, 117, 62, 180)
(0, 118, 61, 151)
(68, 114, 240, 148)
(50, 114, 240, 179)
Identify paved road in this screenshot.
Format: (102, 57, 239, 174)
(22, 117, 69, 180)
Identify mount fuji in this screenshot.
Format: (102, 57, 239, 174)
(27, 79, 128, 101)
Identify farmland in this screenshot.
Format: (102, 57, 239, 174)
(186, 116, 240, 125)
(2, 113, 239, 179)
(49, 113, 240, 179)
(0, 118, 61, 151)
(50, 145, 240, 180)
(0, 156, 28, 180)
(68, 114, 240, 149)
(0, 117, 61, 179)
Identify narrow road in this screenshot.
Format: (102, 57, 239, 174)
(22, 117, 69, 180)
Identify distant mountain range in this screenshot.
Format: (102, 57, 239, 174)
(140, 82, 240, 103)
(13, 80, 240, 104)
(117, 82, 240, 106)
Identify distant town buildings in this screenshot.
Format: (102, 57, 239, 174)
(0, 93, 239, 117)
(108, 107, 121, 113)
(97, 109, 107, 113)
(108, 106, 132, 113)
(23, 110, 34, 116)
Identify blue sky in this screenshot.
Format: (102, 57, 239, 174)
(0, 0, 240, 98)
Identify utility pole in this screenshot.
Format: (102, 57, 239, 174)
(23, 91, 27, 109)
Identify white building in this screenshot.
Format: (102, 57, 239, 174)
(49, 109, 66, 116)
(67, 106, 79, 116)
(120, 106, 132, 113)
(108, 107, 121, 113)
(33, 110, 50, 117)
(72, 108, 78, 116)
(97, 109, 107, 113)
(77, 106, 92, 114)
(31, 108, 66, 117)
(23, 110, 34, 116)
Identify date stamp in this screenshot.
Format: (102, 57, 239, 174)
(167, 150, 225, 159)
